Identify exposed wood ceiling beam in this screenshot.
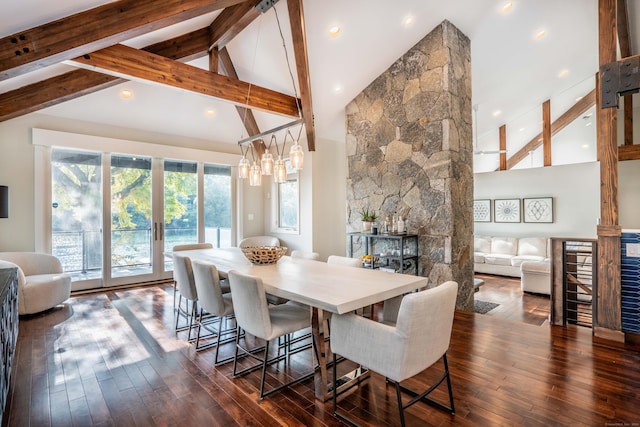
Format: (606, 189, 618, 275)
(209, 0, 261, 52)
(287, 0, 316, 151)
(618, 144, 640, 160)
(72, 44, 301, 117)
(0, 0, 266, 123)
(499, 125, 506, 170)
(617, 0, 634, 146)
(502, 89, 596, 170)
(0, 0, 247, 80)
(617, 0, 632, 58)
(0, 28, 211, 122)
(218, 47, 265, 156)
(542, 100, 552, 166)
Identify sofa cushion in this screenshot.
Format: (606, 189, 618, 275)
(484, 254, 513, 266)
(474, 236, 491, 254)
(474, 253, 486, 263)
(517, 237, 547, 257)
(511, 255, 546, 267)
(490, 237, 518, 256)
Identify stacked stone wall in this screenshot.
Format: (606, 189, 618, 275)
(345, 20, 474, 310)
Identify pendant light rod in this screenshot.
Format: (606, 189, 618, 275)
(237, 118, 303, 146)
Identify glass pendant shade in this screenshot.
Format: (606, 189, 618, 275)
(238, 156, 250, 179)
(289, 143, 304, 170)
(249, 162, 262, 186)
(261, 152, 274, 175)
(274, 156, 287, 183)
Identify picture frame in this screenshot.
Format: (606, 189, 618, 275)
(473, 199, 491, 222)
(494, 198, 521, 223)
(523, 197, 553, 223)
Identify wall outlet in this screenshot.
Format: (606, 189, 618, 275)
(626, 243, 640, 257)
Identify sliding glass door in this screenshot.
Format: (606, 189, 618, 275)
(50, 148, 233, 289)
(51, 149, 103, 285)
(110, 155, 154, 279)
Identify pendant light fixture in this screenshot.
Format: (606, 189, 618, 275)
(261, 135, 275, 175)
(238, 145, 250, 179)
(249, 146, 262, 186)
(236, 2, 306, 185)
(288, 128, 304, 170)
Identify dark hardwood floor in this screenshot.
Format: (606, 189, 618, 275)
(4, 281, 640, 426)
(474, 273, 551, 326)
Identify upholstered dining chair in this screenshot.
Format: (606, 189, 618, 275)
(238, 236, 280, 248)
(172, 252, 200, 340)
(291, 250, 320, 260)
(172, 243, 214, 311)
(227, 269, 314, 399)
(327, 255, 361, 268)
(331, 281, 458, 427)
(191, 260, 236, 364)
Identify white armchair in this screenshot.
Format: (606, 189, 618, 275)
(238, 236, 280, 248)
(331, 281, 458, 426)
(0, 252, 71, 315)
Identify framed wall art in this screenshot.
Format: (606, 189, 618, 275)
(474, 199, 491, 222)
(524, 197, 553, 223)
(494, 198, 521, 223)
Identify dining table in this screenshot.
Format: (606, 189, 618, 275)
(175, 247, 428, 401)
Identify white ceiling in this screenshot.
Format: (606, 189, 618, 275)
(0, 0, 637, 172)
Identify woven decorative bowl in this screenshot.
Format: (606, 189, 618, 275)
(241, 246, 288, 265)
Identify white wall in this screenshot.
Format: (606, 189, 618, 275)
(474, 162, 600, 238)
(312, 139, 347, 260)
(619, 159, 640, 229)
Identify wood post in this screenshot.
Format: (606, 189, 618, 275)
(595, 0, 624, 342)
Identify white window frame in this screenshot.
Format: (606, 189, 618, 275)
(271, 160, 300, 234)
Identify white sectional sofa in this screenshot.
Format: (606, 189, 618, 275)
(474, 236, 550, 279)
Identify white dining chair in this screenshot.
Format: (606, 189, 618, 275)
(238, 236, 280, 248)
(172, 252, 199, 340)
(227, 269, 314, 399)
(331, 281, 458, 427)
(191, 260, 236, 364)
(327, 255, 361, 268)
(172, 243, 214, 311)
(291, 250, 320, 260)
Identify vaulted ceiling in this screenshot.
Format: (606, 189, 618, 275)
(0, 0, 638, 171)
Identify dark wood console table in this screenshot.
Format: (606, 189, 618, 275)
(0, 267, 18, 425)
(347, 232, 419, 275)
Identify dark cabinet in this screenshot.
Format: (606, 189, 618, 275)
(0, 267, 18, 425)
(348, 233, 419, 275)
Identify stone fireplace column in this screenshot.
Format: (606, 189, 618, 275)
(345, 20, 474, 310)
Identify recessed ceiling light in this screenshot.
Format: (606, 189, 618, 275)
(492, 110, 502, 117)
(519, 127, 525, 132)
(119, 89, 133, 99)
(501, 2, 513, 14)
(328, 26, 341, 38)
(534, 29, 546, 40)
(558, 69, 569, 78)
(205, 109, 216, 117)
(402, 15, 415, 28)
(582, 144, 590, 148)
(334, 85, 343, 94)
(585, 122, 592, 127)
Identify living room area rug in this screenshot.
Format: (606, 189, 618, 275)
(474, 299, 499, 314)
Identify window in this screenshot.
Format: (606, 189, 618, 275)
(274, 161, 299, 233)
(203, 164, 232, 247)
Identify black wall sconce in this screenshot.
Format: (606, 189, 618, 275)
(0, 186, 8, 218)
